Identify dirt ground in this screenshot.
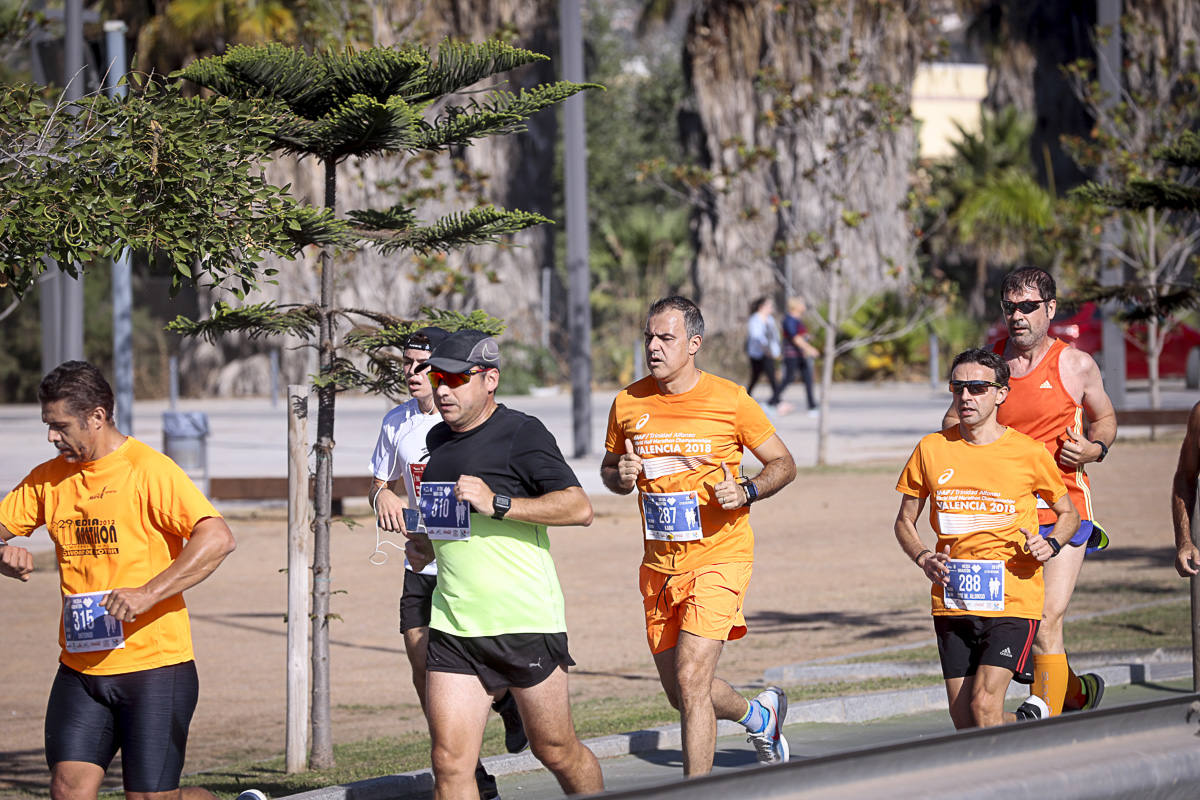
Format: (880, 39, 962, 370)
(0, 437, 1188, 795)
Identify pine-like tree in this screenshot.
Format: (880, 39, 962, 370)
(168, 40, 596, 768)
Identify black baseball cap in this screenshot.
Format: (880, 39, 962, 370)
(404, 326, 449, 352)
(418, 329, 501, 373)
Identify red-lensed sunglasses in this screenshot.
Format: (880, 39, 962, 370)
(429, 366, 487, 389)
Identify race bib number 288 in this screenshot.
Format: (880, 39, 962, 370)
(943, 560, 1005, 612)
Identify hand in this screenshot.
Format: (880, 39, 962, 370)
(617, 438, 643, 490)
(100, 586, 155, 623)
(921, 544, 951, 586)
(375, 487, 407, 533)
(455, 474, 496, 516)
(1176, 541, 1200, 578)
(1059, 427, 1100, 468)
(1023, 527, 1056, 562)
(404, 532, 435, 571)
(0, 544, 33, 581)
(713, 462, 746, 510)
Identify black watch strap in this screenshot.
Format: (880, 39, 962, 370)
(737, 477, 759, 505)
(1092, 440, 1108, 462)
(1046, 536, 1062, 557)
(492, 495, 511, 520)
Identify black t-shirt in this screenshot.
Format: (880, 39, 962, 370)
(423, 405, 580, 498)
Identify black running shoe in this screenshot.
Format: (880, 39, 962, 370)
(493, 691, 528, 753)
(475, 764, 500, 800)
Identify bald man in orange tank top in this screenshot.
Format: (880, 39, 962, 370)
(945, 267, 1116, 717)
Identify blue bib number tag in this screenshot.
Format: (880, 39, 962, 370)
(944, 559, 1005, 612)
(63, 591, 126, 653)
(641, 491, 703, 542)
(419, 482, 471, 541)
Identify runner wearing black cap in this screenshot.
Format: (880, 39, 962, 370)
(406, 329, 603, 800)
(367, 327, 524, 800)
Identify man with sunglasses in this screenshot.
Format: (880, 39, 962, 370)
(946, 267, 1117, 718)
(367, 326, 524, 800)
(404, 329, 603, 800)
(601, 296, 797, 776)
(901, 348, 1078, 728)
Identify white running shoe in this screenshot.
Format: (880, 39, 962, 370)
(235, 791, 268, 800)
(1015, 695, 1050, 721)
(746, 686, 789, 764)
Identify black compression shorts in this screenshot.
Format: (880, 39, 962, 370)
(934, 616, 1039, 685)
(399, 570, 438, 632)
(426, 630, 574, 693)
(44, 660, 199, 792)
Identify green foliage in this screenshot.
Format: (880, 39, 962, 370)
(358, 205, 552, 256)
(166, 301, 322, 342)
(0, 80, 349, 297)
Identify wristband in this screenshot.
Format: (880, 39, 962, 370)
(1091, 440, 1108, 462)
(737, 477, 759, 505)
(913, 548, 931, 566)
(1046, 537, 1062, 558)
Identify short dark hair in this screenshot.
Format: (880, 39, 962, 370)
(647, 296, 705, 340)
(39, 361, 115, 422)
(1000, 267, 1055, 302)
(949, 348, 1010, 386)
(750, 296, 770, 314)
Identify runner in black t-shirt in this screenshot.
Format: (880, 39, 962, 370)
(405, 330, 603, 799)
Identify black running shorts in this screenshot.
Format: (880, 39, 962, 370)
(934, 616, 1039, 685)
(44, 660, 199, 792)
(399, 570, 438, 632)
(426, 629, 575, 693)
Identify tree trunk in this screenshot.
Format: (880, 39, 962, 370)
(684, 0, 925, 361)
(969, 253, 989, 319)
(816, 271, 839, 467)
(309, 157, 337, 771)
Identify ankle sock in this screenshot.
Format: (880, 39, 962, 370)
(739, 698, 768, 733)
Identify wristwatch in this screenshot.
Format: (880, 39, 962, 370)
(1091, 440, 1109, 462)
(737, 477, 759, 505)
(1046, 537, 1062, 558)
(492, 494, 511, 520)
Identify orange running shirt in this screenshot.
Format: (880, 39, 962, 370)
(604, 372, 776, 575)
(993, 337, 1093, 523)
(896, 426, 1068, 619)
(0, 437, 220, 675)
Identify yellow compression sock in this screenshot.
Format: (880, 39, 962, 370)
(1032, 653, 1069, 715)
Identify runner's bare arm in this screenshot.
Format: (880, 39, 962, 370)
(0, 520, 34, 581)
(740, 434, 796, 504)
(101, 516, 237, 622)
(455, 476, 594, 527)
(600, 438, 641, 495)
(1038, 493, 1080, 558)
(371, 477, 408, 533)
(1060, 348, 1117, 467)
(1171, 402, 1200, 577)
(894, 494, 948, 585)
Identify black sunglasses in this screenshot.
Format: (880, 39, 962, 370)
(949, 380, 1005, 396)
(1001, 298, 1049, 315)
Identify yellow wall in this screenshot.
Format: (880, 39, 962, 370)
(912, 63, 988, 160)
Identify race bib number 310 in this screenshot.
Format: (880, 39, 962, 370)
(943, 560, 1005, 612)
(419, 482, 471, 540)
(63, 591, 126, 653)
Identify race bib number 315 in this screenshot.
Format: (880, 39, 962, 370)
(63, 591, 126, 653)
(943, 560, 1005, 612)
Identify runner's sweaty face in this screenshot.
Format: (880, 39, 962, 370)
(644, 310, 701, 385)
(42, 400, 103, 462)
(1002, 284, 1056, 350)
(433, 366, 498, 432)
(950, 363, 1007, 427)
(402, 347, 434, 402)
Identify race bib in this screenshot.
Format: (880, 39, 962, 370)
(419, 482, 471, 540)
(63, 591, 126, 653)
(943, 559, 1005, 612)
(640, 491, 703, 542)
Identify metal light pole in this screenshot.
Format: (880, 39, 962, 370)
(1097, 0, 1126, 408)
(104, 20, 134, 434)
(560, 0, 592, 458)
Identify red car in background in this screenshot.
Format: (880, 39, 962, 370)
(986, 302, 1200, 388)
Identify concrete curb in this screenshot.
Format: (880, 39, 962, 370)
(279, 658, 1194, 800)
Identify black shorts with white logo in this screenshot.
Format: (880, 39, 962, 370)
(426, 629, 575, 693)
(934, 615, 1039, 685)
(399, 570, 438, 632)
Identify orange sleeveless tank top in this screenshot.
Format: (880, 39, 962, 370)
(993, 338, 1093, 523)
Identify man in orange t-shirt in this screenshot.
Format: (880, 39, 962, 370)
(900, 348, 1077, 729)
(944, 267, 1117, 717)
(0, 362, 236, 800)
(601, 296, 797, 776)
